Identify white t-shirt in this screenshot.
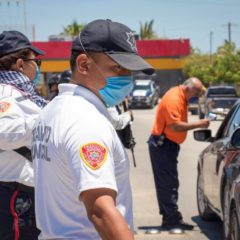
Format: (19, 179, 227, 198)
(0, 84, 41, 186)
(33, 84, 133, 240)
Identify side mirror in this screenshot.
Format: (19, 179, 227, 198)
(230, 128, 240, 148)
(193, 129, 213, 142)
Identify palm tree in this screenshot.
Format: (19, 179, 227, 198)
(140, 19, 158, 40)
(62, 20, 85, 39)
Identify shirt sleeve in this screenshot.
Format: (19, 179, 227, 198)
(0, 98, 40, 150)
(107, 107, 131, 130)
(64, 117, 117, 195)
(165, 99, 182, 125)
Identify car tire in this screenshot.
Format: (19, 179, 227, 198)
(229, 205, 240, 240)
(223, 183, 231, 239)
(197, 169, 218, 221)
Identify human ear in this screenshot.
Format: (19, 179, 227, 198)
(15, 59, 25, 72)
(76, 54, 89, 75)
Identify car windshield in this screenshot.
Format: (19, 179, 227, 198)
(209, 99, 237, 108)
(133, 85, 151, 91)
(207, 87, 237, 96)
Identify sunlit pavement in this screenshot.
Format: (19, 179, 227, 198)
(129, 107, 223, 240)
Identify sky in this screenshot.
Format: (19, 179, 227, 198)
(0, 0, 240, 53)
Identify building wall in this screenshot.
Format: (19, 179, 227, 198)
(32, 39, 190, 97)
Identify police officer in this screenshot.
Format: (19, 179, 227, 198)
(48, 69, 72, 100)
(148, 78, 210, 231)
(33, 19, 154, 240)
(0, 30, 46, 240)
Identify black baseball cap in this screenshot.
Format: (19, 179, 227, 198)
(72, 19, 154, 75)
(0, 30, 45, 57)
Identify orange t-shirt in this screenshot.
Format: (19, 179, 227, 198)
(151, 85, 188, 144)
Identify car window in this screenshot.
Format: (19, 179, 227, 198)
(133, 85, 151, 91)
(226, 106, 240, 137)
(215, 104, 239, 139)
(207, 87, 237, 97)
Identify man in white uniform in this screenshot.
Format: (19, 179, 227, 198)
(33, 19, 154, 240)
(0, 30, 46, 240)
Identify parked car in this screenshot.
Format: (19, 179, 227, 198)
(194, 99, 240, 239)
(128, 80, 160, 109)
(198, 86, 238, 119)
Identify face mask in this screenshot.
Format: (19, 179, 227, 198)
(98, 76, 133, 107)
(33, 66, 41, 87)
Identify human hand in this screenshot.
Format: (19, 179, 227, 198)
(198, 119, 210, 128)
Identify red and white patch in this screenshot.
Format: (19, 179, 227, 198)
(80, 142, 108, 170)
(0, 102, 10, 114)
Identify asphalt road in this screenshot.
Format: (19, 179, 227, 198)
(128, 106, 223, 240)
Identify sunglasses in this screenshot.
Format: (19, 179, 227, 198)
(23, 58, 42, 67)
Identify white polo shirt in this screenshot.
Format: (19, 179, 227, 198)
(33, 84, 133, 240)
(0, 84, 41, 186)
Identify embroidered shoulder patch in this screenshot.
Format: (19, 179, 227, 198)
(0, 102, 11, 114)
(80, 143, 108, 170)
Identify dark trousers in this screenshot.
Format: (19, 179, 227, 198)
(148, 135, 182, 224)
(0, 183, 40, 240)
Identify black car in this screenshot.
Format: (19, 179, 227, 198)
(194, 100, 240, 239)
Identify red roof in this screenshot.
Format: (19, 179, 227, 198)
(32, 39, 190, 60)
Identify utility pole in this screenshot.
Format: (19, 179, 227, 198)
(222, 21, 239, 44)
(228, 22, 231, 43)
(22, 0, 27, 34)
(210, 31, 213, 62)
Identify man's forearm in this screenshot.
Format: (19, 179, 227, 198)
(91, 208, 133, 240)
(170, 121, 202, 132)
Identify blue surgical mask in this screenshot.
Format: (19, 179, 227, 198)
(33, 66, 40, 87)
(99, 76, 133, 107)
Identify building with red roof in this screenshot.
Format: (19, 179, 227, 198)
(33, 39, 190, 97)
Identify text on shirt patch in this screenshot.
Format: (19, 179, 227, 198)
(80, 143, 108, 170)
(0, 101, 10, 115)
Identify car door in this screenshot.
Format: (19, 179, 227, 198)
(211, 104, 240, 210)
(202, 104, 240, 210)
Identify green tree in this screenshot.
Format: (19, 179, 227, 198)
(183, 48, 214, 86)
(140, 19, 158, 40)
(213, 41, 240, 84)
(62, 20, 85, 39)
(183, 42, 240, 86)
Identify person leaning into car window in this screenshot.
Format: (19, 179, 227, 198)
(148, 77, 210, 232)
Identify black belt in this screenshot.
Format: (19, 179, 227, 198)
(0, 181, 34, 193)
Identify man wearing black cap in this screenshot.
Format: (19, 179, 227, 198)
(33, 19, 154, 240)
(0, 30, 46, 240)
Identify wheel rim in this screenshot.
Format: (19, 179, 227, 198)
(223, 184, 230, 238)
(197, 171, 206, 214)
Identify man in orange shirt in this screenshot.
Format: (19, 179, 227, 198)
(148, 77, 210, 231)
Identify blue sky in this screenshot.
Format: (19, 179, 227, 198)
(0, 0, 240, 53)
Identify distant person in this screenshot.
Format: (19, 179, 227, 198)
(48, 69, 71, 100)
(0, 30, 46, 240)
(148, 77, 210, 231)
(33, 19, 154, 239)
(107, 98, 132, 130)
